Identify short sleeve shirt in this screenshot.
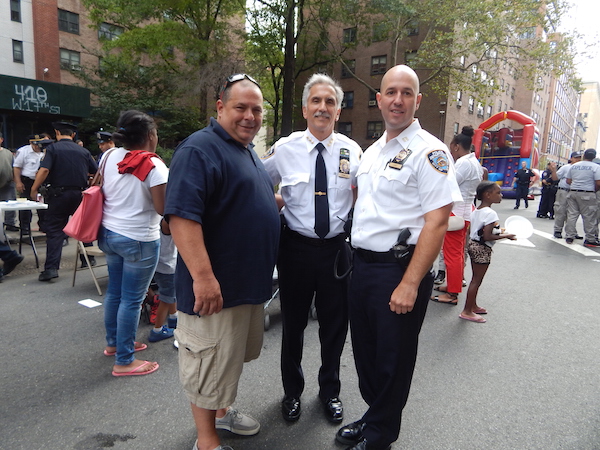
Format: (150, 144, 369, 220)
(556, 164, 572, 190)
(566, 160, 600, 191)
(261, 130, 362, 238)
(164, 118, 280, 314)
(453, 152, 482, 220)
(13, 145, 43, 178)
(469, 207, 499, 248)
(41, 139, 97, 187)
(351, 119, 462, 251)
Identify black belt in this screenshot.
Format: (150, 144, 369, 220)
(355, 246, 415, 264)
(570, 189, 595, 193)
(57, 186, 85, 191)
(283, 227, 345, 246)
(558, 187, 569, 191)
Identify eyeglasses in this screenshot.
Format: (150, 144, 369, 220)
(219, 73, 261, 100)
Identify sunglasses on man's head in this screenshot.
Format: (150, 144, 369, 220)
(219, 73, 261, 100)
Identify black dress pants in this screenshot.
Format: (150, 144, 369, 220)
(43, 189, 82, 271)
(278, 228, 349, 401)
(348, 252, 432, 449)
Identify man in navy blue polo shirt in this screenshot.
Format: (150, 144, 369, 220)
(165, 74, 280, 450)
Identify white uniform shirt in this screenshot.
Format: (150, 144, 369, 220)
(453, 152, 482, 221)
(556, 163, 572, 190)
(566, 160, 600, 191)
(351, 119, 462, 251)
(13, 145, 43, 178)
(262, 130, 362, 239)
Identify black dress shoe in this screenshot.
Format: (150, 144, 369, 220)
(3, 254, 24, 275)
(281, 396, 301, 422)
(322, 397, 343, 423)
(336, 421, 365, 445)
(39, 269, 58, 282)
(346, 437, 391, 450)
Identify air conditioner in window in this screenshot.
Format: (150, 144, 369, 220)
(457, 100, 462, 107)
(368, 100, 377, 106)
(341, 102, 347, 108)
(373, 132, 381, 138)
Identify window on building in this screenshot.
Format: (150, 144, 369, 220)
(367, 121, 383, 139)
(343, 27, 357, 44)
(12, 40, 23, 63)
(99, 22, 124, 41)
(342, 91, 354, 109)
(58, 9, 80, 34)
(372, 23, 388, 42)
(459, 55, 465, 67)
(341, 59, 355, 78)
(11, 0, 21, 22)
(498, 100, 503, 112)
(368, 90, 379, 107)
(477, 102, 484, 117)
(407, 19, 419, 36)
(371, 55, 387, 75)
(453, 122, 459, 135)
(487, 105, 493, 117)
(468, 96, 474, 114)
(405, 50, 418, 66)
(511, 87, 515, 99)
(338, 122, 352, 138)
(60, 48, 81, 70)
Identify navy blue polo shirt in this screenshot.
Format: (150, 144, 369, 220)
(41, 139, 97, 187)
(165, 118, 280, 314)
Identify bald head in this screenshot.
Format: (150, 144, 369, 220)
(376, 64, 422, 140)
(380, 65, 420, 94)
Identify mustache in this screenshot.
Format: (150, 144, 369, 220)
(313, 111, 331, 119)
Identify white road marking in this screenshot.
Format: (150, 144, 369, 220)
(532, 229, 599, 256)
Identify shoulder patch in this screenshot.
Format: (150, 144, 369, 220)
(261, 145, 275, 160)
(426, 150, 449, 174)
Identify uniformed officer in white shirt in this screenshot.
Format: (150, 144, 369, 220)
(262, 73, 362, 425)
(551, 151, 582, 239)
(565, 148, 600, 246)
(13, 134, 50, 232)
(335, 65, 461, 450)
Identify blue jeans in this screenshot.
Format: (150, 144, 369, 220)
(99, 227, 159, 365)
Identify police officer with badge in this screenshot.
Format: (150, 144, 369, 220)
(96, 131, 116, 163)
(335, 65, 461, 450)
(31, 122, 97, 281)
(262, 73, 362, 425)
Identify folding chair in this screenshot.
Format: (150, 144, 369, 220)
(72, 241, 108, 295)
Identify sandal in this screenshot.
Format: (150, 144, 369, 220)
(430, 293, 458, 305)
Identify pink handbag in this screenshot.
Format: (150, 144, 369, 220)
(63, 149, 115, 242)
(63, 185, 104, 242)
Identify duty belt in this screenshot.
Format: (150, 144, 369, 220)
(355, 246, 415, 264)
(570, 189, 595, 193)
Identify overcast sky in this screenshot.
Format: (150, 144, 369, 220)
(563, 0, 600, 83)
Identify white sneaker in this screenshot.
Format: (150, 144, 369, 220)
(215, 408, 260, 436)
(192, 440, 233, 450)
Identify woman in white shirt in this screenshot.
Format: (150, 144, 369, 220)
(99, 110, 168, 377)
(431, 126, 483, 305)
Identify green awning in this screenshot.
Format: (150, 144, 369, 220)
(0, 74, 90, 118)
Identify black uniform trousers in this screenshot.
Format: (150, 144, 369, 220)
(515, 184, 529, 207)
(278, 227, 350, 401)
(538, 187, 557, 217)
(349, 252, 432, 449)
(43, 189, 83, 271)
(18, 176, 46, 231)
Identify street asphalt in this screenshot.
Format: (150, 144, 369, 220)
(1, 197, 599, 450)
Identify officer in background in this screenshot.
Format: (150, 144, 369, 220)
(551, 151, 582, 239)
(13, 134, 51, 232)
(512, 160, 535, 209)
(96, 131, 116, 162)
(262, 73, 362, 424)
(565, 148, 600, 247)
(336, 65, 461, 450)
(536, 161, 558, 219)
(31, 122, 97, 281)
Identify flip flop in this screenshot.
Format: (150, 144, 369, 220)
(473, 307, 488, 315)
(112, 361, 159, 377)
(434, 286, 448, 293)
(103, 342, 148, 356)
(430, 295, 458, 305)
(459, 313, 486, 323)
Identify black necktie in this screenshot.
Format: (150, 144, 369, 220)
(314, 143, 329, 238)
